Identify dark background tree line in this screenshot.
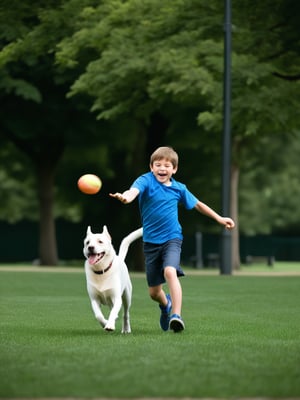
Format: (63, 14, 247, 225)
(0, 0, 299, 268)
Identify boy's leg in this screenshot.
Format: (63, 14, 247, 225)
(164, 266, 185, 332)
(148, 284, 167, 306)
(164, 266, 182, 315)
(161, 239, 185, 332)
(149, 285, 172, 331)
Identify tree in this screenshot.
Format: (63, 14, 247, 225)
(1, 0, 299, 268)
(57, 0, 300, 269)
(0, 0, 108, 264)
(238, 130, 300, 236)
(56, 0, 228, 218)
(199, 0, 300, 268)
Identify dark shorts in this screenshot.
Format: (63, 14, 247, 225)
(143, 238, 185, 287)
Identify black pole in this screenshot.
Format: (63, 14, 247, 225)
(220, 0, 232, 275)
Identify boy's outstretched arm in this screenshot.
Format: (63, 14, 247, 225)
(195, 201, 235, 229)
(109, 188, 140, 204)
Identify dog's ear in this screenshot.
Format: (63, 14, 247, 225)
(102, 225, 111, 240)
(87, 226, 92, 235)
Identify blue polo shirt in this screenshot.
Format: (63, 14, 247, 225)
(131, 172, 198, 244)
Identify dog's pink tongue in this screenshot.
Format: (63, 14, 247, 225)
(88, 255, 99, 265)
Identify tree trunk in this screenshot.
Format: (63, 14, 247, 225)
(231, 164, 240, 270)
(37, 165, 58, 266)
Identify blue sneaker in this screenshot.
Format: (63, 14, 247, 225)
(159, 294, 172, 331)
(169, 313, 185, 333)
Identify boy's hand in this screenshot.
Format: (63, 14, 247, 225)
(109, 192, 128, 204)
(221, 217, 235, 229)
(109, 188, 140, 204)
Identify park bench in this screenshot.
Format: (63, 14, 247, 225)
(245, 255, 275, 266)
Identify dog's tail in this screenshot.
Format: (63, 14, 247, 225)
(118, 227, 143, 261)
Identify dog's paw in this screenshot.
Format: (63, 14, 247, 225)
(104, 322, 115, 331)
(121, 328, 131, 334)
(121, 321, 131, 334)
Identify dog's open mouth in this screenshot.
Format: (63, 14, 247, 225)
(88, 251, 105, 265)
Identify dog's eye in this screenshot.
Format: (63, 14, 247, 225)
(97, 240, 103, 244)
(85, 240, 90, 245)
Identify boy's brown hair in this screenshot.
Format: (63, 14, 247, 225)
(150, 146, 178, 168)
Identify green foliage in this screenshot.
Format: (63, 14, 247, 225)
(0, 75, 42, 102)
(0, 0, 115, 227)
(239, 131, 300, 235)
(57, 0, 224, 121)
(0, 143, 38, 222)
(0, 0, 300, 240)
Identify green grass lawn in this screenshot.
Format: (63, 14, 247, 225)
(238, 261, 300, 273)
(0, 269, 299, 398)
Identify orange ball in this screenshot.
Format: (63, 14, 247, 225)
(77, 174, 102, 195)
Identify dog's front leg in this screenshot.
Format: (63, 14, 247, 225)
(105, 297, 122, 331)
(90, 299, 108, 328)
(121, 285, 132, 334)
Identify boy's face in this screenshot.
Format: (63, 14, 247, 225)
(150, 158, 177, 185)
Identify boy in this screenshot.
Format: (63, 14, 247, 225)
(110, 146, 235, 332)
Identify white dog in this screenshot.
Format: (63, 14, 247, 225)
(83, 225, 143, 333)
